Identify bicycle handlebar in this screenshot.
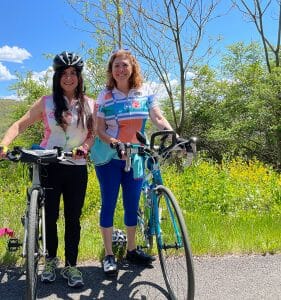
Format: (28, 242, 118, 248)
(110, 131, 197, 172)
(2, 147, 73, 164)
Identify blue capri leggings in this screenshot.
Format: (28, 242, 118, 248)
(95, 159, 143, 227)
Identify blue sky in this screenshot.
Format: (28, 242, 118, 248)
(0, 0, 276, 99)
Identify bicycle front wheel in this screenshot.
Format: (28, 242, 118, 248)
(155, 185, 195, 300)
(26, 189, 40, 300)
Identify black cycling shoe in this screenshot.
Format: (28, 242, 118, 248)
(126, 249, 155, 265)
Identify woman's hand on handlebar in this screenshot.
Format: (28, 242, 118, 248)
(110, 141, 126, 159)
(72, 145, 88, 159)
(176, 137, 192, 152)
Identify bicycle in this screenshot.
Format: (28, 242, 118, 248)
(111, 130, 196, 300)
(1, 146, 72, 300)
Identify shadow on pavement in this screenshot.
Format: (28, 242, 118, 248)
(0, 259, 169, 299)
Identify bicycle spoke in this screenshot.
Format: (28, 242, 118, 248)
(156, 186, 195, 300)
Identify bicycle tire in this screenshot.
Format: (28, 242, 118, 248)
(155, 185, 195, 300)
(26, 189, 40, 300)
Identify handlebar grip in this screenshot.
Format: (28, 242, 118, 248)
(150, 130, 177, 155)
(110, 142, 116, 149)
(64, 152, 73, 157)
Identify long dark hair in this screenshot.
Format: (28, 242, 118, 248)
(52, 68, 93, 132)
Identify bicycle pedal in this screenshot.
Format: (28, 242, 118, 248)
(137, 245, 147, 250)
(7, 238, 22, 252)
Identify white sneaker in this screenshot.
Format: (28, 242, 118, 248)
(102, 255, 118, 275)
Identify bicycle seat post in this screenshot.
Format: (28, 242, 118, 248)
(124, 144, 131, 172)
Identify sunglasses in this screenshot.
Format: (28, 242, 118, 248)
(111, 48, 131, 55)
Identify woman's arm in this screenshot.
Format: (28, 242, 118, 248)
(0, 97, 44, 146)
(83, 98, 97, 150)
(149, 106, 174, 131)
(96, 117, 119, 145)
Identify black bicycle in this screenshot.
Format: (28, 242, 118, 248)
(112, 131, 197, 300)
(2, 146, 71, 300)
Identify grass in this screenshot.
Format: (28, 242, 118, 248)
(2, 210, 280, 266)
(186, 212, 281, 256)
(0, 158, 280, 266)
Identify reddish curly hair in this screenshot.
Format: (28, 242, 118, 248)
(106, 49, 143, 90)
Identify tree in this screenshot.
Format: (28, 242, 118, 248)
(8, 71, 52, 146)
(232, 0, 281, 73)
(231, 1, 281, 168)
(67, 0, 222, 135)
(187, 42, 281, 169)
(66, 0, 125, 49)
(122, 0, 222, 134)
(83, 44, 110, 98)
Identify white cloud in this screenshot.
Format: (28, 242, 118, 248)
(143, 81, 168, 100)
(31, 67, 53, 88)
(0, 62, 16, 81)
(186, 71, 195, 79)
(0, 94, 22, 101)
(144, 78, 180, 100)
(0, 45, 31, 63)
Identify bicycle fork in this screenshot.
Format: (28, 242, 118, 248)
(154, 187, 183, 250)
(22, 188, 47, 259)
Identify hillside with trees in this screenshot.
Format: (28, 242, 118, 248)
(0, 100, 19, 139)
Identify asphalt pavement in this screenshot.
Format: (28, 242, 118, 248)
(1, 254, 281, 299)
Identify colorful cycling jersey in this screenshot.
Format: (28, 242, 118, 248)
(40, 95, 94, 165)
(90, 86, 159, 166)
(96, 86, 158, 143)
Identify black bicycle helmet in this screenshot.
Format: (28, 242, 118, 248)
(53, 51, 84, 72)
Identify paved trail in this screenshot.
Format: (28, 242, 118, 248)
(1, 254, 281, 299)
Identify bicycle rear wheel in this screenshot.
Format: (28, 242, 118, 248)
(136, 207, 153, 251)
(26, 189, 40, 300)
(155, 185, 195, 300)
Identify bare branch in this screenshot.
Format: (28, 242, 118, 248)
(232, 0, 281, 72)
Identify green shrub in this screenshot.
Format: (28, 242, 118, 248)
(163, 157, 281, 214)
(1, 156, 280, 264)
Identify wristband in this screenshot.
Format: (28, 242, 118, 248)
(0, 145, 8, 154)
(73, 145, 88, 157)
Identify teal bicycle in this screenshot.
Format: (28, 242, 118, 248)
(112, 130, 196, 300)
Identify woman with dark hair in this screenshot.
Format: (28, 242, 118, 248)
(91, 49, 175, 275)
(0, 51, 94, 288)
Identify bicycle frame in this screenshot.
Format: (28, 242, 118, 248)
(22, 163, 47, 259)
(142, 153, 184, 249)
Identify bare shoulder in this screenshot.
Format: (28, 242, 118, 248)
(84, 95, 96, 112)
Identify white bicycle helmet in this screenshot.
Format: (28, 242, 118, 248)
(53, 51, 84, 72)
(112, 229, 127, 246)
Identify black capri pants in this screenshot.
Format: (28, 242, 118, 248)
(41, 163, 87, 266)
